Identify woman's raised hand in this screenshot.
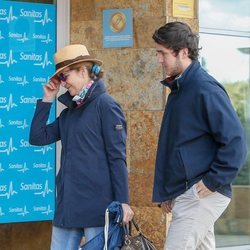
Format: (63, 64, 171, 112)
(42, 77, 60, 103)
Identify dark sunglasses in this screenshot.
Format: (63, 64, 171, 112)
(58, 68, 75, 81)
(58, 72, 68, 82)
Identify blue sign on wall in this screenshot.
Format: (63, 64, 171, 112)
(103, 8, 133, 48)
(0, 1, 56, 223)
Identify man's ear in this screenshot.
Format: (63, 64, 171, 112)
(181, 48, 189, 59)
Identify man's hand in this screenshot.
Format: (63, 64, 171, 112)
(196, 180, 213, 198)
(161, 200, 173, 213)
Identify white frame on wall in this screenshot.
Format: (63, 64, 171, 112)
(56, 0, 70, 173)
(57, 0, 70, 50)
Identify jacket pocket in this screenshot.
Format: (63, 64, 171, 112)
(178, 147, 192, 180)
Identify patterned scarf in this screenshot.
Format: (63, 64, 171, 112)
(72, 81, 93, 104)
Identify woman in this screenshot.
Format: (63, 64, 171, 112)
(29, 44, 134, 250)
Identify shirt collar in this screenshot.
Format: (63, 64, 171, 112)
(160, 61, 196, 91)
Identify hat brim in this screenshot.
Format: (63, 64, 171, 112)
(50, 58, 103, 79)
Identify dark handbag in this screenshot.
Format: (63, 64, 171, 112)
(121, 219, 157, 250)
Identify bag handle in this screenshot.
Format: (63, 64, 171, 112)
(123, 219, 142, 236)
(131, 219, 141, 233)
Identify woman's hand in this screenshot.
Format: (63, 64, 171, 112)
(121, 203, 134, 224)
(42, 77, 60, 103)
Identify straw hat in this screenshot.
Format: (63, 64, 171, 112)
(51, 44, 103, 78)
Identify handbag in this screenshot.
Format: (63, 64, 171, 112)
(121, 219, 157, 250)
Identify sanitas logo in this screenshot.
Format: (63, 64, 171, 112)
(9, 76, 22, 82)
(0, 97, 7, 103)
(0, 9, 7, 15)
(20, 139, 30, 148)
(20, 52, 42, 61)
(0, 141, 7, 147)
(33, 206, 47, 211)
(9, 207, 22, 213)
(0, 53, 7, 60)
(0, 185, 7, 192)
(20, 9, 42, 18)
(33, 163, 47, 168)
(9, 119, 23, 126)
(33, 33, 46, 39)
(9, 32, 22, 39)
(33, 76, 46, 82)
(20, 95, 38, 104)
(20, 182, 42, 191)
(9, 163, 23, 169)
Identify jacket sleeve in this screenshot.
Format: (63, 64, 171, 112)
(29, 99, 61, 146)
(100, 97, 129, 203)
(202, 89, 247, 191)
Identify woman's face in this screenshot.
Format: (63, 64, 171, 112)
(57, 65, 89, 96)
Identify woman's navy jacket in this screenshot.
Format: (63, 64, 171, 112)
(153, 60, 247, 202)
(29, 80, 129, 228)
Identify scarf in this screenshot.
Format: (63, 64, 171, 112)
(72, 81, 93, 104)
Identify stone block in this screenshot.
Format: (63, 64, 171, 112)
(129, 172, 155, 207)
(95, 49, 164, 110)
(129, 111, 163, 173)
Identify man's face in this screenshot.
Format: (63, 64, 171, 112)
(155, 43, 184, 78)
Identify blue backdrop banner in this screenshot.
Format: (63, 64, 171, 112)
(0, 1, 56, 223)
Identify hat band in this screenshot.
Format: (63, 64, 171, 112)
(56, 55, 92, 70)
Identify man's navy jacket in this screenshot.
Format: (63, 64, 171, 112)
(153, 60, 247, 202)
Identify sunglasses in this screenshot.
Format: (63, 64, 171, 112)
(57, 67, 76, 82)
(58, 72, 69, 82)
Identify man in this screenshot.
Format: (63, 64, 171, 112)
(152, 21, 247, 250)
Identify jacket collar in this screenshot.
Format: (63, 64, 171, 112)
(161, 60, 200, 92)
(58, 79, 106, 109)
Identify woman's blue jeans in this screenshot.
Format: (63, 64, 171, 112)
(50, 225, 103, 250)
